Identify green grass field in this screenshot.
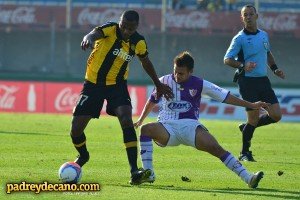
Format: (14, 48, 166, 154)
(0, 113, 299, 200)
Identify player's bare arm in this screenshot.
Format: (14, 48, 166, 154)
(224, 94, 270, 109)
(81, 28, 104, 50)
(139, 56, 174, 100)
(267, 51, 285, 79)
(134, 99, 156, 128)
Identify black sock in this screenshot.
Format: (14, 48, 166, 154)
(71, 132, 88, 156)
(257, 114, 276, 127)
(123, 127, 138, 174)
(242, 124, 255, 153)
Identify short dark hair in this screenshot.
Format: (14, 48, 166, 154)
(242, 4, 257, 13)
(121, 10, 139, 23)
(174, 51, 194, 70)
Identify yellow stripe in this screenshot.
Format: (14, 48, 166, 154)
(125, 141, 137, 148)
(106, 41, 129, 85)
(74, 141, 86, 148)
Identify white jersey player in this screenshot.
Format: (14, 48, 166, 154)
(134, 51, 269, 188)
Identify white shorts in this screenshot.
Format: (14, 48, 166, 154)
(158, 119, 203, 148)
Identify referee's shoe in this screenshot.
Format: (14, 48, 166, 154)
(239, 151, 256, 162)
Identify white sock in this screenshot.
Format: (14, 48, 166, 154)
(140, 140, 153, 171)
(221, 152, 251, 184)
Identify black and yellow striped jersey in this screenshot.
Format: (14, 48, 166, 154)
(85, 22, 148, 85)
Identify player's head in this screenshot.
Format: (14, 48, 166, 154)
(241, 4, 258, 29)
(119, 10, 139, 40)
(173, 51, 194, 83)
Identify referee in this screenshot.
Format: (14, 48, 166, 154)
(224, 4, 285, 162)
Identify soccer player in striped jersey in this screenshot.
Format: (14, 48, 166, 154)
(134, 51, 268, 188)
(70, 10, 173, 185)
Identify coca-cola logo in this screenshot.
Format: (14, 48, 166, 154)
(55, 88, 80, 111)
(0, 7, 36, 24)
(77, 8, 122, 25)
(260, 14, 298, 31)
(165, 11, 210, 29)
(0, 85, 18, 109)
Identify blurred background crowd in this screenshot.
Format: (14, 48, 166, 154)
(0, 0, 299, 87)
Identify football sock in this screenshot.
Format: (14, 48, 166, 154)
(242, 123, 255, 153)
(257, 114, 276, 127)
(71, 132, 88, 156)
(122, 127, 138, 174)
(220, 151, 251, 184)
(140, 135, 153, 171)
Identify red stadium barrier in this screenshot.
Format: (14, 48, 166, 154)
(0, 80, 147, 115)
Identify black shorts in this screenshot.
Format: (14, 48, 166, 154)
(238, 76, 279, 111)
(73, 81, 132, 118)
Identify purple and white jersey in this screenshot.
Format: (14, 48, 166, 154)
(150, 74, 230, 122)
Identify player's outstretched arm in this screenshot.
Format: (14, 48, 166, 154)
(224, 94, 270, 110)
(139, 57, 173, 100)
(134, 99, 156, 128)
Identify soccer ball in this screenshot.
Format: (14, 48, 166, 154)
(58, 162, 82, 183)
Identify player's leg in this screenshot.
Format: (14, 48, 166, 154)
(139, 122, 170, 183)
(71, 116, 91, 166)
(114, 105, 139, 173)
(238, 77, 260, 161)
(194, 126, 263, 188)
(107, 83, 151, 184)
(241, 78, 281, 130)
(239, 110, 259, 161)
(113, 105, 152, 185)
(140, 122, 169, 170)
(257, 82, 282, 126)
(106, 84, 140, 174)
(71, 82, 104, 167)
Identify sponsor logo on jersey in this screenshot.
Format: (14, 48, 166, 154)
(113, 48, 133, 62)
(167, 101, 192, 112)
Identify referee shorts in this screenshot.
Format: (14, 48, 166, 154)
(238, 76, 279, 111)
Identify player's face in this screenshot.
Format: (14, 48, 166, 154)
(119, 18, 138, 40)
(241, 7, 258, 29)
(173, 64, 192, 83)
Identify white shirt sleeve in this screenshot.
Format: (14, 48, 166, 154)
(202, 80, 230, 102)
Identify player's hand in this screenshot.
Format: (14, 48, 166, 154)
(274, 69, 285, 79)
(252, 101, 271, 110)
(244, 61, 256, 72)
(156, 83, 173, 100)
(81, 37, 93, 51)
(133, 120, 143, 129)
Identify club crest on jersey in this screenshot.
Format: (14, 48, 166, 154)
(189, 89, 197, 97)
(113, 48, 133, 61)
(167, 101, 192, 112)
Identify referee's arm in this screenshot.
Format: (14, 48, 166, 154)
(224, 58, 244, 69)
(267, 51, 285, 79)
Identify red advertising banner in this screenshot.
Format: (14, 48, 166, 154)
(0, 81, 147, 116)
(0, 5, 300, 37)
(0, 81, 44, 113)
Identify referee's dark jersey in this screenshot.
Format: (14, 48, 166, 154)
(85, 22, 148, 85)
